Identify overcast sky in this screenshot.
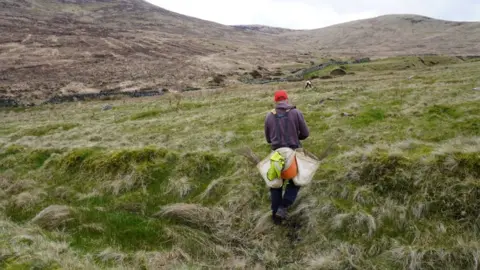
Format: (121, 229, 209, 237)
(145, 0, 480, 29)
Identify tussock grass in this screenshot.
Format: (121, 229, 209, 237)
(30, 205, 73, 230)
(133, 248, 191, 269)
(165, 176, 192, 198)
(96, 248, 127, 264)
(101, 170, 149, 195)
(0, 178, 36, 195)
(12, 190, 47, 209)
(10, 123, 79, 140)
(156, 203, 229, 229)
(0, 58, 479, 268)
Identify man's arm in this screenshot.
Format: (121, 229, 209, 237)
(297, 110, 309, 140)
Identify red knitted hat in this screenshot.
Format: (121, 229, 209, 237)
(274, 90, 288, 102)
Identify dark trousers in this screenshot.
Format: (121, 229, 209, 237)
(270, 180, 300, 214)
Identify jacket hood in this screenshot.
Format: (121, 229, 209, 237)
(275, 102, 296, 111)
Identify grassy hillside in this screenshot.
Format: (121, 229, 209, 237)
(1, 57, 480, 269)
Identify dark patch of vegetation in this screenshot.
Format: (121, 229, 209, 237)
(208, 74, 226, 87)
(250, 70, 262, 79)
(130, 109, 161, 120)
(183, 86, 202, 92)
(330, 68, 347, 76)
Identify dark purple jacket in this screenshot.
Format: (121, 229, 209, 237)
(264, 102, 309, 150)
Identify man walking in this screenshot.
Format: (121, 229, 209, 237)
(264, 90, 310, 224)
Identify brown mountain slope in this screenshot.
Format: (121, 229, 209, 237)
(0, 0, 303, 102)
(281, 14, 480, 56)
(0, 1, 479, 102)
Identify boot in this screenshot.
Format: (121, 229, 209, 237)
(275, 206, 287, 220)
(272, 213, 282, 225)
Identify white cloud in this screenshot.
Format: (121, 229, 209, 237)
(145, 0, 480, 29)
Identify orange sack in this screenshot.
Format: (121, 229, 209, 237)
(281, 156, 298, 180)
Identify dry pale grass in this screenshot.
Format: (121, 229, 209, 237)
(253, 211, 275, 234)
(133, 248, 191, 269)
(102, 170, 148, 196)
(30, 205, 73, 230)
(433, 136, 480, 155)
(162, 224, 227, 261)
(1, 178, 36, 195)
(306, 250, 343, 270)
(60, 82, 99, 95)
(197, 169, 244, 201)
(165, 176, 192, 198)
(76, 190, 102, 201)
(331, 209, 377, 237)
(97, 248, 127, 264)
(12, 189, 47, 209)
(53, 186, 76, 200)
(383, 239, 480, 270)
(155, 203, 229, 229)
(0, 218, 99, 269)
(79, 223, 105, 233)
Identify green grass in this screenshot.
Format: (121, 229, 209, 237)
(1, 57, 480, 269)
(70, 209, 171, 252)
(130, 109, 162, 120)
(349, 56, 462, 72)
(302, 56, 463, 80)
(303, 64, 346, 79)
(9, 123, 79, 140)
(349, 107, 386, 128)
